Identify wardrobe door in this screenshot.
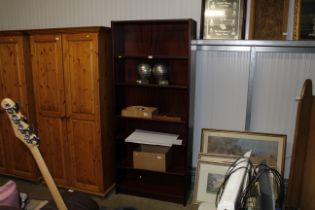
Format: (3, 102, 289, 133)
(0, 54, 7, 173)
(0, 36, 38, 180)
(30, 35, 69, 186)
(0, 118, 6, 173)
(62, 33, 104, 194)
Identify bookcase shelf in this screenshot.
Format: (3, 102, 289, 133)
(112, 19, 196, 204)
(116, 115, 187, 124)
(114, 55, 189, 60)
(115, 82, 188, 90)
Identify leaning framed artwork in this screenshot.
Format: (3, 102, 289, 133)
(193, 161, 229, 205)
(200, 129, 286, 174)
(200, 0, 245, 39)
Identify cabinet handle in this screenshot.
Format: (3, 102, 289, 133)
(138, 175, 142, 180)
(55, 37, 60, 41)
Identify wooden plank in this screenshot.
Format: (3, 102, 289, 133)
(286, 79, 313, 208)
(300, 95, 315, 209)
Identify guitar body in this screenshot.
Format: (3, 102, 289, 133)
(1, 98, 99, 210)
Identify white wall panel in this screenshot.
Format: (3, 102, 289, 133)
(193, 50, 250, 166)
(0, 0, 297, 40)
(0, 0, 201, 34)
(250, 52, 315, 177)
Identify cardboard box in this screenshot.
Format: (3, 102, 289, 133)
(133, 145, 172, 172)
(121, 106, 158, 118)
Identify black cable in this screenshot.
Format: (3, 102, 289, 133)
(239, 163, 284, 209)
(215, 159, 284, 210)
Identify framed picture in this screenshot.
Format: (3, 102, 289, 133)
(198, 153, 237, 165)
(200, 129, 286, 174)
(193, 161, 229, 205)
(200, 0, 245, 39)
(293, 0, 315, 40)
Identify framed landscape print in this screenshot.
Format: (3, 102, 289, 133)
(193, 161, 229, 206)
(200, 0, 245, 39)
(200, 129, 286, 174)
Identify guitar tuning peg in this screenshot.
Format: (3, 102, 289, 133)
(14, 102, 20, 112)
(33, 135, 40, 145)
(23, 134, 37, 145)
(11, 114, 21, 124)
(22, 116, 28, 123)
(26, 134, 40, 145)
(29, 125, 34, 133)
(24, 134, 32, 144)
(18, 125, 30, 134)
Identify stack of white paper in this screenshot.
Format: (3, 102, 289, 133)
(125, 129, 182, 146)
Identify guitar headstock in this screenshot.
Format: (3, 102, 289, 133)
(1, 98, 40, 147)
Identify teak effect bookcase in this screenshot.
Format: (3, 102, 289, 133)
(112, 19, 196, 204)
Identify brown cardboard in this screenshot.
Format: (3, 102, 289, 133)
(121, 106, 158, 118)
(133, 145, 172, 172)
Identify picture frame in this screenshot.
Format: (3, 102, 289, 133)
(193, 161, 230, 205)
(293, 0, 315, 40)
(200, 129, 286, 174)
(198, 153, 237, 165)
(200, 0, 245, 39)
(293, 0, 301, 39)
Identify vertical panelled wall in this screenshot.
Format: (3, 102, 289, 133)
(0, 0, 201, 32)
(193, 43, 315, 178)
(193, 48, 250, 167)
(250, 50, 315, 177)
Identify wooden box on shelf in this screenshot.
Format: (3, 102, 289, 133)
(112, 19, 196, 204)
(121, 106, 158, 118)
(133, 145, 172, 172)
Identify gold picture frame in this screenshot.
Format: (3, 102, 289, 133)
(200, 0, 245, 39)
(198, 153, 237, 165)
(200, 129, 286, 174)
(293, 0, 301, 40)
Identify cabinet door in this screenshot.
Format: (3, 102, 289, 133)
(30, 35, 69, 185)
(0, 63, 7, 173)
(0, 36, 38, 179)
(0, 117, 7, 173)
(62, 33, 103, 193)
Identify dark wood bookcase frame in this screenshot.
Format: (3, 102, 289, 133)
(111, 19, 196, 204)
